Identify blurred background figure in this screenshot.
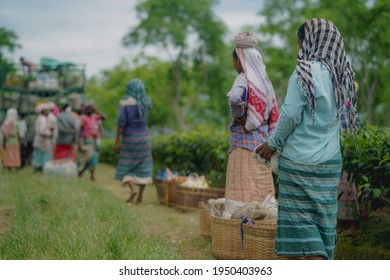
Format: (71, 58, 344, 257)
(0, 107, 25, 171)
(53, 100, 77, 161)
(20, 56, 37, 75)
(47, 101, 59, 151)
(32, 103, 54, 172)
(78, 102, 107, 181)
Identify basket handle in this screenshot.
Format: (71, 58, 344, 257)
(201, 201, 222, 217)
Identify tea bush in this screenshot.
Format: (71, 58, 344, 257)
(341, 125, 390, 209)
(151, 130, 229, 188)
(99, 130, 229, 188)
(100, 125, 389, 200)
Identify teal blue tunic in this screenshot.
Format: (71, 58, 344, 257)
(268, 61, 340, 165)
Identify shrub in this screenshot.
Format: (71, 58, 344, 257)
(100, 125, 389, 203)
(151, 130, 229, 188)
(99, 138, 119, 165)
(341, 125, 390, 210)
(99, 130, 229, 188)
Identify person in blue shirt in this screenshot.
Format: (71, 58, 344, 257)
(255, 18, 359, 260)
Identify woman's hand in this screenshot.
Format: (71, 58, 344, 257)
(114, 142, 120, 154)
(236, 115, 247, 127)
(254, 142, 276, 161)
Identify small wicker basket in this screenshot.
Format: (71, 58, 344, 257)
(210, 215, 244, 260)
(243, 220, 287, 260)
(154, 177, 186, 207)
(199, 201, 212, 238)
(176, 186, 225, 212)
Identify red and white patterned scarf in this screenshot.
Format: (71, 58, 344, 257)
(236, 48, 279, 132)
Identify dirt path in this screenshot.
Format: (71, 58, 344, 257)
(94, 163, 215, 260)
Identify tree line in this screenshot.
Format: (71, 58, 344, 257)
(1, 0, 389, 133)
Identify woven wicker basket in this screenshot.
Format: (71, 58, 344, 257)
(199, 201, 212, 238)
(154, 178, 182, 207)
(176, 186, 225, 212)
(211, 215, 244, 260)
(243, 220, 287, 260)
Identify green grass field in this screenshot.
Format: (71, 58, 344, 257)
(0, 169, 180, 260)
(1, 165, 388, 260)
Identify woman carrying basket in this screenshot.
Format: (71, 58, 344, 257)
(225, 32, 279, 204)
(255, 18, 359, 260)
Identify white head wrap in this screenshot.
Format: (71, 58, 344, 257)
(35, 103, 50, 113)
(6, 107, 18, 122)
(232, 32, 279, 132)
(234, 32, 257, 48)
(47, 101, 56, 110)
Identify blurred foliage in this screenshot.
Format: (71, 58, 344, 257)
(341, 125, 390, 210)
(121, 0, 230, 131)
(0, 27, 20, 59)
(98, 138, 119, 168)
(87, 0, 390, 132)
(101, 125, 390, 202)
(335, 211, 390, 259)
(86, 57, 173, 133)
(3, 1, 390, 131)
(151, 129, 229, 188)
(259, 0, 390, 126)
(0, 27, 20, 85)
(86, 54, 234, 134)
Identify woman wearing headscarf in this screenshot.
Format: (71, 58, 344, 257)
(32, 103, 54, 172)
(114, 78, 153, 205)
(225, 32, 279, 203)
(255, 18, 359, 260)
(1, 107, 24, 170)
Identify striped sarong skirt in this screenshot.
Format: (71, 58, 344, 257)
(275, 152, 342, 260)
(115, 131, 153, 184)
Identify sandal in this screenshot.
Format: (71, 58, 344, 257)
(126, 192, 137, 204)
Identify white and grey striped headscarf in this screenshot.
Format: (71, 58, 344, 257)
(297, 18, 358, 133)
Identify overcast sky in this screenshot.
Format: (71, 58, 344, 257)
(0, 0, 264, 77)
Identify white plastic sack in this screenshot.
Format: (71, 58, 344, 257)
(180, 173, 210, 188)
(43, 160, 78, 178)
